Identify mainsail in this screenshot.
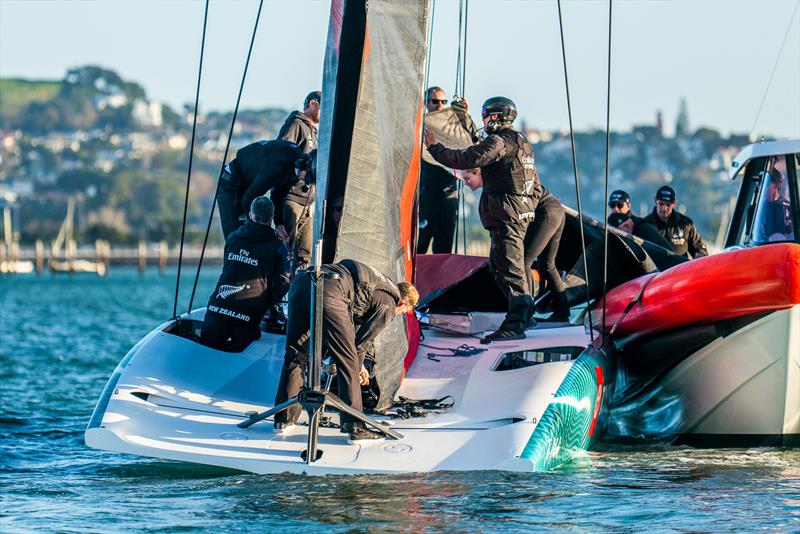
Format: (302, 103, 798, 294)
(315, 0, 430, 409)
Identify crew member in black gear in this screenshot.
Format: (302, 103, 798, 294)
(201, 196, 291, 352)
(607, 212, 672, 249)
(424, 96, 553, 342)
(417, 86, 478, 254)
(273, 149, 317, 273)
(273, 260, 418, 443)
(278, 91, 320, 154)
(459, 168, 569, 322)
(643, 185, 708, 259)
(217, 139, 300, 239)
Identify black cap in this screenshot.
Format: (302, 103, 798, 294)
(655, 185, 676, 203)
(250, 195, 274, 223)
(608, 190, 630, 206)
(304, 91, 321, 107)
(607, 212, 631, 228)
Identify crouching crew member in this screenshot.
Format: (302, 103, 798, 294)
(424, 96, 559, 342)
(217, 139, 301, 239)
(201, 196, 291, 351)
(643, 185, 708, 259)
(607, 211, 671, 249)
(273, 260, 418, 443)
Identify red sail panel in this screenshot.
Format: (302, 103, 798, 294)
(595, 243, 800, 340)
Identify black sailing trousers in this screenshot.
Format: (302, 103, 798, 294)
(417, 193, 458, 254)
(273, 272, 363, 426)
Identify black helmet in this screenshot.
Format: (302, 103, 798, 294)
(481, 96, 517, 132)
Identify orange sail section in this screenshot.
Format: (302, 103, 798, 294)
(594, 243, 800, 340)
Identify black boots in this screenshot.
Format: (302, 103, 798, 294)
(482, 295, 535, 344)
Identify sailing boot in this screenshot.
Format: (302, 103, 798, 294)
(481, 296, 532, 344)
(550, 290, 570, 322)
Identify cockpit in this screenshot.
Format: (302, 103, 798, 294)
(726, 148, 800, 248)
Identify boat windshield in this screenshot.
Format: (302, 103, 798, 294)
(750, 154, 796, 244)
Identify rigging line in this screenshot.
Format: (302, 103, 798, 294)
(556, 0, 593, 342)
(461, 0, 469, 97)
(187, 0, 265, 314)
(749, 1, 799, 138)
(601, 0, 612, 342)
(423, 0, 436, 97)
(454, 0, 465, 97)
(173, 0, 209, 320)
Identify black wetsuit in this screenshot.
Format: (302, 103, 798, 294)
(217, 140, 299, 239)
(643, 209, 708, 259)
(201, 221, 291, 351)
(274, 260, 401, 426)
(428, 126, 548, 331)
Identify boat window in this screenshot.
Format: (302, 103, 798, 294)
(495, 346, 584, 371)
(750, 155, 796, 244)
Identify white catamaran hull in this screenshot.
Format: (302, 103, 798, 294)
(86, 310, 596, 474)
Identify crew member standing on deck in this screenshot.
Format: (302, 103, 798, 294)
(424, 96, 559, 342)
(417, 86, 478, 254)
(201, 196, 291, 351)
(643, 185, 708, 259)
(278, 91, 320, 154)
(273, 260, 418, 443)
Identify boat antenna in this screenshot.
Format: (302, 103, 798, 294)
(601, 0, 613, 342)
(556, 0, 593, 342)
(749, 1, 799, 140)
(173, 0, 209, 320)
(187, 0, 265, 314)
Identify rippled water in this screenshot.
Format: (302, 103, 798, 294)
(1, 271, 798, 532)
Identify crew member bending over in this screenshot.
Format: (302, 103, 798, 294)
(424, 96, 562, 342)
(217, 139, 300, 240)
(201, 196, 291, 351)
(273, 260, 418, 443)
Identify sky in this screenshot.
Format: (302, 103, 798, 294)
(1, 0, 799, 138)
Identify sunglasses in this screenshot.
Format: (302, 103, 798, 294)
(609, 202, 627, 209)
(428, 99, 448, 105)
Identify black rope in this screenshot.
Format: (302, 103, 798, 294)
(461, 0, 468, 97)
(453, 0, 465, 97)
(187, 0, 265, 313)
(601, 0, 612, 342)
(556, 0, 593, 342)
(173, 0, 209, 320)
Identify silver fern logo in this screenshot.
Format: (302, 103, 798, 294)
(216, 284, 247, 299)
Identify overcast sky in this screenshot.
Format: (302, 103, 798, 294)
(1, 0, 799, 138)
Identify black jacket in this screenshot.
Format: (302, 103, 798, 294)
(428, 127, 542, 204)
(226, 139, 301, 224)
(206, 221, 291, 327)
(278, 111, 318, 154)
(643, 209, 708, 258)
(629, 216, 672, 249)
(324, 259, 401, 356)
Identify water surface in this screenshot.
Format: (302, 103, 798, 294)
(1, 271, 797, 532)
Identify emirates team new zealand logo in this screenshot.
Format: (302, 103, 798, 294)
(216, 284, 248, 299)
